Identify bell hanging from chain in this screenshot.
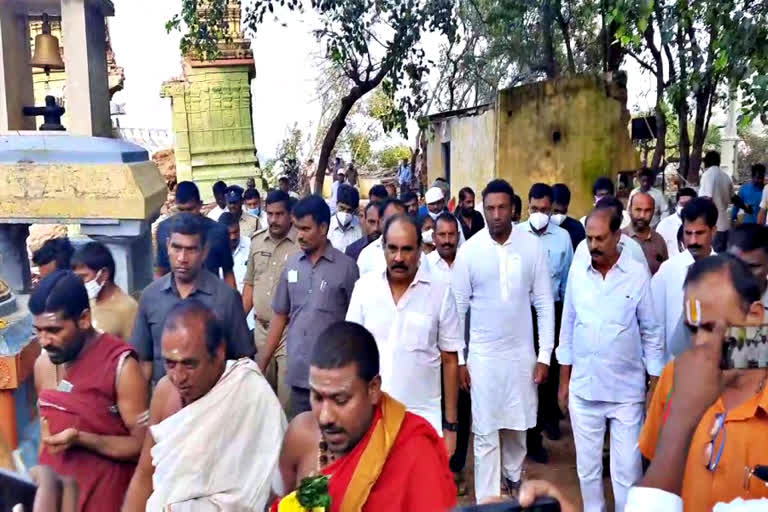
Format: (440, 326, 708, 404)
(30, 13, 64, 76)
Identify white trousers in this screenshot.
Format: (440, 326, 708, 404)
(570, 394, 644, 512)
(473, 429, 526, 503)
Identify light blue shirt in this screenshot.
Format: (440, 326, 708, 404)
(397, 164, 412, 185)
(519, 220, 573, 301)
(557, 249, 664, 403)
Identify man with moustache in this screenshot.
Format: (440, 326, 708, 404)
(657, 187, 697, 257)
(401, 190, 420, 218)
(557, 203, 663, 512)
(345, 202, 381, 262)
(259, 195, 359, 416)
(242, 190, 299, 411)
(346, 214, 462, 449)
(272, 322, 457, 511)
(623, 192, 669, 275)
(33, 271, 149, 512)
(651, 197, 718, 362)
(427, 212, 461, 283)
(452, 179, 555, 501)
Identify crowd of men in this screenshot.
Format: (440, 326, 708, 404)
(24, 149, 768, 512)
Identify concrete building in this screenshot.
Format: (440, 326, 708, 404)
(426, 75, 641, 218)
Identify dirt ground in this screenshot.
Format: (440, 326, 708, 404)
(456, 418, 616, 511)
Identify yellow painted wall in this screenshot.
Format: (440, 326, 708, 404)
(427, 106, 497, 201)
(496, 76, 640, 218)
(427, 76, 640, 218)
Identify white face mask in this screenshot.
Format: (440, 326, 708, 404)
(246, 207, 260, 217)
(84, 270, 104, 301)
(427, 210, 440, 221)
(529, 211, 550, 231)
(336, 211, 352, 227)
(422, 229, 434, 245)
(676, 205, 684, 216)
(550, 213, 566, 226)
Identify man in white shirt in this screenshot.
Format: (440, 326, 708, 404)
(426, 212, 460, 284)
(452, 179, 555, 502)
(328, 168, 347, 214)
(728, 224, 768, 308)
(629, 167, 667, 228)
(651, 197, 718, 362)
(519, 183, 574, 462)
(218, 212, 254, 330)
(657, 187, 698, 257)
(557, 203, 664, 512)
(346, 214, 463, 453)
(206, 180, 228, 221)
(574, 196, 650, 273)
(358, 199, 429, 275)
(327, 184, 363, 252)
(699, 151, 734, 252)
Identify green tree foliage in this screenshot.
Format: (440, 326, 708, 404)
(166, 0, 231, 61)
(612, 0, 768, 183)
(375, 144, 412, 169)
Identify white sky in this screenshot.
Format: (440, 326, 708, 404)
(108, 1, 658, 160)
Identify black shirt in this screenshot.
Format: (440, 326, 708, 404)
(560, 216, 586, 250)
(457, 210, 486, 240)
(345, 235, 372, 262)
(155, 214, 234, 275)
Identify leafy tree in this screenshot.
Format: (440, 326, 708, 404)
(375, 144, 412, 169)
(166, 0, 231, 61)
(613, 0, 768, 183)
(245, 0, 456, 193)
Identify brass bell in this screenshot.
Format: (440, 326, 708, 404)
(30, 14, 64, 75)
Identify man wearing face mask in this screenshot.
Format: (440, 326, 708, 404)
(520, 183, 573, 462)
(425, 186, 447, 220)
(551, 184, 585, 250)
(328, 184, 362, 252)
(226, 185, 261, 238)
(33, 271, 149, 512)
(72, 242, 138, 342)
(657, 187, 698, 257)
(244, 187, 268, 226)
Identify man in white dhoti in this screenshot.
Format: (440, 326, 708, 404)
(557, 203, 664, 512)
(451, 179, 555, 502)
(122, 300, 286, 512)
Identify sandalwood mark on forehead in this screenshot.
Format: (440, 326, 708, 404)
(162, 348, 184, 362)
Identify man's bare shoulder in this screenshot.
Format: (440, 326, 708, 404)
(33, 350, 56, 392)
(150, 376, 182, 423)
(283, 412, 320, 458)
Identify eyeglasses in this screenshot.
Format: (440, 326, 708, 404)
(744, 465, 768, 489)
(704, 413, 726, 472)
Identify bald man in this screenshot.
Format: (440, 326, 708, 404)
(122, 300, 285, 512)
(623, 192, 669, 275)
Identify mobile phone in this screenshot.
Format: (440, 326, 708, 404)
(722, 324, 768, 369)
(0, 468, 36, 512)
(454, 497, 561, 512)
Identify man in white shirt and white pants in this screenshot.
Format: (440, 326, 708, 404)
(651, 197, 718, 361)
(699, 151, 734, 252)
(346, 214, 463, 453)
(452, 179, 554, 502)
(557, 202, 664, 512)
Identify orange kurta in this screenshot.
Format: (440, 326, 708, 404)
(639, 363, 768, 512)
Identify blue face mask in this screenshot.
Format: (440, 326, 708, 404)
(247, 207, 261, 217)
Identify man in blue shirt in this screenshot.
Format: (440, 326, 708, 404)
(733, 163, 765, 224)
(397, 158, 412, 191)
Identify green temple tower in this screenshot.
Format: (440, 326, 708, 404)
(161, 0, 259, 201)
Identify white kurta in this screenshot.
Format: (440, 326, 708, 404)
(656, 213, 682, 257)
(346, 265, 463, 434)
(451, 227, 554, 435)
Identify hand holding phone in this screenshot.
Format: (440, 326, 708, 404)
(454, 497, 561, 512)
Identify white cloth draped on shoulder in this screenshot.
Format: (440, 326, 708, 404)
(147, 358, 287, 512)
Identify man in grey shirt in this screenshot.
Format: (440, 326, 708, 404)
(131, 213, 253, 384)
(259, 195, 359, 416)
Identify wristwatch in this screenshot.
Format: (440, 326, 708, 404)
(443, 420, 458, 432)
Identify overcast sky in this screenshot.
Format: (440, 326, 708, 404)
(108, 0, 658, 160)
